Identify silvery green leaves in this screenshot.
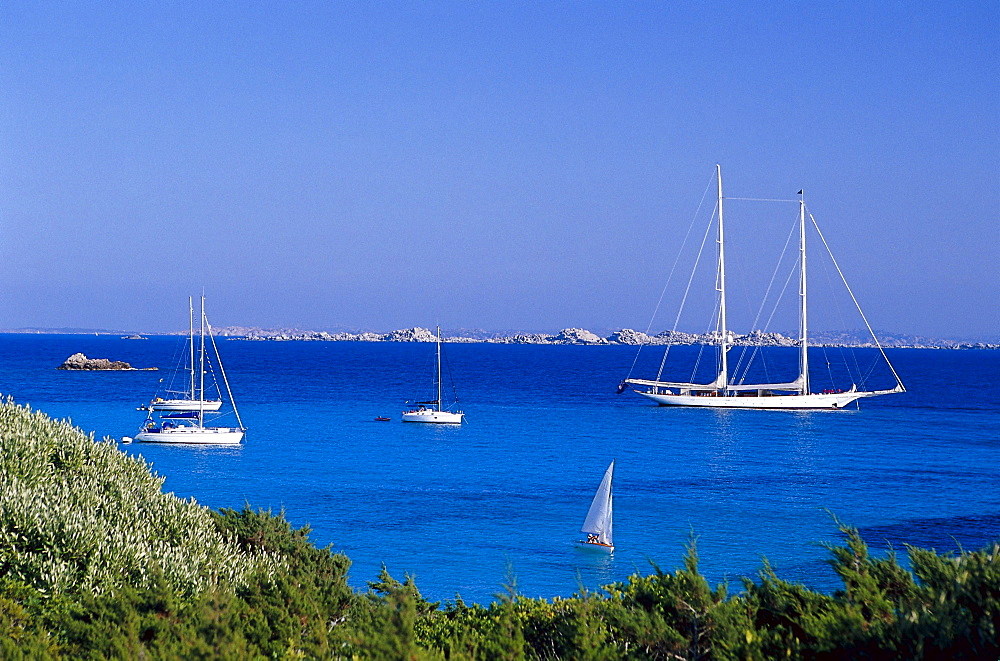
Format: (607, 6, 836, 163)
(0, 398, 278, 599)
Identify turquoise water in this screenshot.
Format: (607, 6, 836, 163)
(2, 334, 998, 603)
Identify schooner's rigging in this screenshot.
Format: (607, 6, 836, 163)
(622, 165, 904, 410)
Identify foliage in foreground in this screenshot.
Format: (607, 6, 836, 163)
(0, 398, 278, 598)
(0, 398, 998, 659)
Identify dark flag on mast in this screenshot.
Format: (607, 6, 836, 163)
(797, 190, 803, 194)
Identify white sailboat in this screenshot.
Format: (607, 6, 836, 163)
(402, 326, 464, 424)
(579, 460, 614, 550)
(132, 296, 245, 444)
(624, 165, 905, 410)
(141, 298, 222, 412)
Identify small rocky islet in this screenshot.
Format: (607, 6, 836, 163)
(56, 353, 157, 371)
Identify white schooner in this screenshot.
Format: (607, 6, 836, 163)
(624, 165, 904, 410)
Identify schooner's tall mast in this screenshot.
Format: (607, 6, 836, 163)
(798, 191, 809, 395)
(716, 164, 729, 393)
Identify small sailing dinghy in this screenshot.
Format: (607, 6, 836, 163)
(578, 460, 614, 551)
(132, 296, 245, 445)
(402, 326, 464, 424)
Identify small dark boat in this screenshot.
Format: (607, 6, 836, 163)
(374, 416, 391, 422)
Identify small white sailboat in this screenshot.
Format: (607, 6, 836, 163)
(145, 398, 223, 412)
(579, 460, 614, 551)
(134, 296, 245, 445)
(402, 326, 464, 424)
(623, 165, 905, 410)
(140, 299, 222, 412)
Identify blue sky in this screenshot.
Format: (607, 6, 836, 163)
(1, 2, 997, 338)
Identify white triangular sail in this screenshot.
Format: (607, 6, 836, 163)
(581, 460, 614, 546)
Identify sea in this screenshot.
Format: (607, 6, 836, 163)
(1, 333, 998, 604)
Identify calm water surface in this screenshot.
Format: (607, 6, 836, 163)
(2, 334, 997, 603)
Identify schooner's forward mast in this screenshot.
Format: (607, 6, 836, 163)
(624, 165, 904, 410)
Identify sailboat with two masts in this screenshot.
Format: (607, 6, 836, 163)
(132, 296, 245, 444)
(402, 326, 464, 424)
(623, 165, 904, 410)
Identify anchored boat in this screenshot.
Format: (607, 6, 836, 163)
(623, 165, 904, 410)
(139, 298, 222, 412)
(402, 326, 464, 424)
(132, 296, 245, 444)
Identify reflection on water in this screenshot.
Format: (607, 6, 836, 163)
(571, 543, 616, 591)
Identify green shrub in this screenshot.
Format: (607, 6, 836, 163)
(0, 399, 277, 600)
(1, 398, 998, 659)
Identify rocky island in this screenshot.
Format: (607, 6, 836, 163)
(57, 353, 156, 371)
(230, 326, 998, 349)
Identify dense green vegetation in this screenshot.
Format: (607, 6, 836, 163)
(1, 398, 997, 659)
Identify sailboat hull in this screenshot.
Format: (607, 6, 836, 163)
(576, 540, 614, 551)
(135, 427, 244, 444)
(147, 399, 223, 412)
(635, 389, 865, 409)
(401, 410, 464, 424)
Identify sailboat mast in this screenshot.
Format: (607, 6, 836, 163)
(188, 297, 195, 400)
(798, 193, 809, 395)
(436, 326, 442, 412)
(199, 294, 206, 426)
(716, 164, 729, 393)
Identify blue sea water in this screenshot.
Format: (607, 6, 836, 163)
(1, 334, 998, 604)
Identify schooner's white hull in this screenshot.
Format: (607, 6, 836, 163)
(635, 390, 864, 409)
(401, 409, 464, 424)
(135, 426, 244, 444)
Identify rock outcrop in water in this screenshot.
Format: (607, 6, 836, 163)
(57, 353, 155, 370)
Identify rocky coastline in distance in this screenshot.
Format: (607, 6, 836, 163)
(4, 326, 993, 349)
(219, 326, 998, 349)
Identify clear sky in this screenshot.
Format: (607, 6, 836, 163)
(1, 2, 997, 338)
